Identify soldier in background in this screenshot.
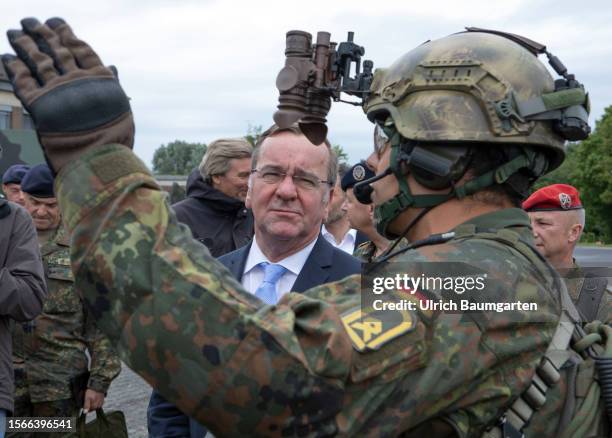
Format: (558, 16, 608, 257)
(2, 19, 604, 436)
(1, 164, 30, 206)
(340, 161, 391, 261)
(524, 183, 612, 322)
(10, 164, 120, 434)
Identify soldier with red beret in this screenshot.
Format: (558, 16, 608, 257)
(523, 184, 611, 322)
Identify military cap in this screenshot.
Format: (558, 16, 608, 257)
(522, 184, 582, 212)
(20, 164, 55, 198)
(341, 161, 375, 191)
(2, 164, 31, 184)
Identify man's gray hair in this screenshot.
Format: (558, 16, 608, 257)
(199, 138, 253, 183)
(252, 124, 338, 187)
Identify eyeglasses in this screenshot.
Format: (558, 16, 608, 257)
(251, 168, 331, 191)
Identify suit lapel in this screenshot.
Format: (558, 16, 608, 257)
(223, 243, 251, 281)
(291, 235, 333, 292)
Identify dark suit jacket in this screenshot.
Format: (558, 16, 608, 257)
(219, 234, 361, 291)
(147, 235, 361, 438)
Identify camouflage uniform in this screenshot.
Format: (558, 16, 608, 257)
(12, 225, 121, 419)
(52, 145, 566, 436)
(2, 18, 602, 436)
(353, 239, 407, 263)
(353, 240, 376, 262)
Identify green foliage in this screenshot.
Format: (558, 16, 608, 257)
(152, 140, 207, 175)
(332, 144, 349, 164)
(245, 124, 263, 147)
(532, 106, 612, 242)
(570, 106, 612, 242)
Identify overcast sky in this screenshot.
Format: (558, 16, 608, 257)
(1, 0, 611, 168)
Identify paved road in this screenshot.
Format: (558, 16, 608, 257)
(574, 246, 612, 267)
(104, 363, 152, 438)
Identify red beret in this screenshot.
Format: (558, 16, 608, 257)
(522, 184, 582, 212)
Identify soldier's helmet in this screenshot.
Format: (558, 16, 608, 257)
(360, 29, 590, 238)
(364, 29, 590, 171)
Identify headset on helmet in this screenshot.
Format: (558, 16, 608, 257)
(357, 28, 590, 239)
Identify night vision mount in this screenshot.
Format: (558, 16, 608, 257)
(273, 30, 373, 145)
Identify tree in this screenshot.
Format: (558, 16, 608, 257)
(570, 106, 612, 242)
(332, 144, 349, 164)
(152, 140, 207, 175)
(245, 124, 263, 147)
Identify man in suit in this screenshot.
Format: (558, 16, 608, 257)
(147, 124, 360, 437)
(321, 162, 369, 255)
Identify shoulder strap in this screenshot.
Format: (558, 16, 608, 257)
(576, 272, 608, 322)
(451, 229, 582, 437)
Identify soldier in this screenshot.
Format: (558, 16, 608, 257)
(340, 161, 391, 261)
(1, 164, 30, 206)
(2, 18, 605, 436)
(11, 164, 121, 432)
(523, 183, 612, 322)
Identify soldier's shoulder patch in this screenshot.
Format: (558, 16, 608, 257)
(341, 305, 415, 352)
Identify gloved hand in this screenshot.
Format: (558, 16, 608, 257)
(1, 18, 134, 173)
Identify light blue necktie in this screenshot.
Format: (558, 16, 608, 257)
(254, 262, 287, 304)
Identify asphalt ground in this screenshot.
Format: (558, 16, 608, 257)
(104, 363, 152, 438)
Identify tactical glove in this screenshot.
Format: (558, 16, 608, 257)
(1, 18, 134, 173)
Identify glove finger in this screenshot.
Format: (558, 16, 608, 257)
(1, 54, 39, 105)
(45, 18, 106, 71)
(7, 29, 58, 85)
(21, 17, 78, 74)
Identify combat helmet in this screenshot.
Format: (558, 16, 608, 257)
(360, 28, 590, 238)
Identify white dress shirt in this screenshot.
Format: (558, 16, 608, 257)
(241, 235, 318, 301)
(321, 225, 357, 255)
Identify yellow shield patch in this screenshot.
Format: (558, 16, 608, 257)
(341, 306, 415, 352)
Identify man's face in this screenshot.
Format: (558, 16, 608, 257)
(528, 210, 581, 261)
(344, 188, 372, 231)
(247, 132, 332, 246)
(211, 157, 252, 202)
(325, 173, 346, 225)
(2, 183, 25, 206)
(24, 194, 61, 231)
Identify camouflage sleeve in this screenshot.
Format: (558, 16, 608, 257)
(56, 145, 561, 436)
(82, 304, 122, 394)
(56, 145, 357, 434)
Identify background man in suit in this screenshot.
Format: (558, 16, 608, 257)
(321, 162, 369, 255)
(148, 124, 360, 437)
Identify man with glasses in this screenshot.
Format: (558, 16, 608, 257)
(3, 18, 603, 436)
(218, 124, 360, 298)
(148, 124, 360, 438)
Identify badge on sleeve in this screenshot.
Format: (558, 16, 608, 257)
(341, 305, 415, 352)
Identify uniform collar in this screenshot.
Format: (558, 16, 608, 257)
(40, 225, 69, 255)
(452, 208, 531, 236)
